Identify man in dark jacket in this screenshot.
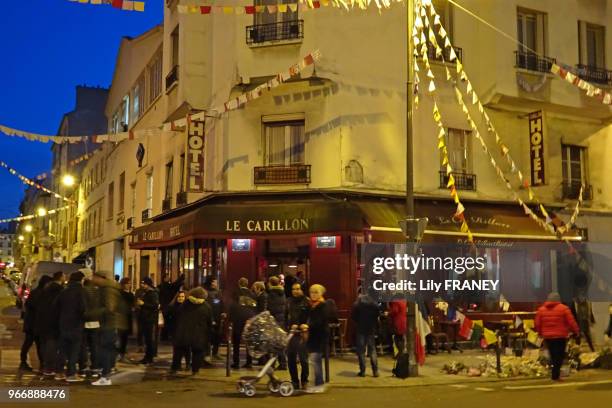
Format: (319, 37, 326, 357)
(118, 278, 135, 362)
(56, 272, 86, 381)
(535, 292, 579, 381)
(90, 270, 124, 386)
(20, 275, 52, 372)
(34, 271, 65, 377)
(305, 284, 328, 393)
(352, 294, 381, 377)
(203, 276, 224, 358)
(158, 274, 185, 341)
(80, 270, 100, 375)
(137, 277, 159, 365)
(287, 282, 309, 389)
(267, 276, 287, 369)
(229, 277, 256, 369)
(171, 287, 212, 375)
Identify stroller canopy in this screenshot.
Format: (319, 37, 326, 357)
(243, 311, 289, 358)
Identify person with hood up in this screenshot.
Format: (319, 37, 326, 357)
(203, 276, 224, 359)
(20, 275, 52, 372)
(287, 282, 310, 389)
(56, 272, 86, 382)
(305, 284, 329, 393)
(352, 294, 381, 377)
(535, 292, 580, 381)
(34, 271, 65, 378)
(229, 277, 257, 369)
(171, 287, 213, 375)
(267, 276, 287, 370)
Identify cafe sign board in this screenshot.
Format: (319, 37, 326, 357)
(528, 110, 545, 186)
(185, 118, 205, 193)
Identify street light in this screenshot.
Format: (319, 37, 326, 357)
(18, 235, 24, 242)
(24, 224, 33, 233)
(62, 174, 76, 187)
(37, 207, 47, 217)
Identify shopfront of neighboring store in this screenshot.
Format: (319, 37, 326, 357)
(129, 191, 582, 316)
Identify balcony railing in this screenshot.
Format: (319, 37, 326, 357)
(575, 64, 612, 85)
(515, 50, 556, 73)
(126, 217, 134, 230)
(162, 198, 172, 213)
(141, 208, 152, 223)
(254, 164, 311, 185)
(561, 182, 592, 200)
(165, 65, 179, 90)
(246, 20, 304, 45)
(427, 45, 463, 64)
(176, 191, 188, 207)
(439, 171, 477, 191)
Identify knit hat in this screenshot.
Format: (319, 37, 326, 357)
(547, 292, 561, 302)
(142, 277, 154, 287)
(189, 287, 207, 300)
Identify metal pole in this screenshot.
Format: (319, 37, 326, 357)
(226, 323, 232, 377)
(406, 0, 418, 378)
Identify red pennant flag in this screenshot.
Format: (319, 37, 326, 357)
(112, 0, 123, 8)
(91, 135, 98, 144)
(245, 5, 255, 14)
(200, 5, 212, 14)
(303, 53, 314, 66)
(313, 1, 321, 8)
(128, 130, 134, 140)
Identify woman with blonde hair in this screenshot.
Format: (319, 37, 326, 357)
(305, 284, 329, 393)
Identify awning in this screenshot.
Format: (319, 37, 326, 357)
(356, 199, 582, 242)
(130, 201, 363, 249)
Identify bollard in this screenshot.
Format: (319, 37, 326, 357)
(226, 323, 233, 377)
(324, 344, 330, 383)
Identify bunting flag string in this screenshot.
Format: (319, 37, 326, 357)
(0, 50, 320, 145)
(421, 0, 584, 238)
(414, 1, 473, 243)
(0, 206, 71, 224)
(175, 0, 401, 14)
(67, 0, 146, 12)
(550, 63, 612, 105)
(0, 161, 76, 204)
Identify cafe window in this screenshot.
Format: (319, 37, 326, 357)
(107, 182, 114, 219)
(165, 161, 173, 200)
(562, 144, 588, 186)
(444, 128, 472, 173)
(517, 8, 547, 54)
(578, 21, 605, 68)
(263, 119, 305, 166)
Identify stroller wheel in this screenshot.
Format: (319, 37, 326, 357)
(268, 381, 280, 393)
(244, 383, 256, 397)
(237, 383, 245, 393)
(278, 381, 294, 397)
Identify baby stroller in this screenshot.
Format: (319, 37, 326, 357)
(237, 311, 295, 397)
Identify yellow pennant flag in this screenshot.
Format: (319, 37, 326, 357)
(447, 174, 455, 188)
(289, 4, 298, 12)
(278, 4, 288, 12)
(460, 221, 469, 233)
(223, 6, 233, 14)
(483, 328, 497, 346)
(134, 1, 145, 11)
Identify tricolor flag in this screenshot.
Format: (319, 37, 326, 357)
(414, 303, 431, 366)
(456, 311, 474, 339)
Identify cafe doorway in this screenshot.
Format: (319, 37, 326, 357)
(258, 237, 310, 285)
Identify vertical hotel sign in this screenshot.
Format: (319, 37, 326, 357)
(185, 117, 205, 192)
(528, 110, 545, 186)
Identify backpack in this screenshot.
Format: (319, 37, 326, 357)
(392, 352, 410, 378)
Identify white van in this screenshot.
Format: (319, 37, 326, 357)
(21, 261, 83, 290)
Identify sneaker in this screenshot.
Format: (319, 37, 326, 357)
(42, 371, 56, 377)
(301, 382, 309, 390)
(357, 371, 365, 377)
(91, 377, 112, 386)
(305, 385, 326, 394)
(66, 375, 84, 383)
(19, 362, 33, 371)
(54, 374, 66, 381)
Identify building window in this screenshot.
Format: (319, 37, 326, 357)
(146, 173, 154, 211)
(562, 145, 588, 187)
(445, 128, 472, 173)
(131, 183, 136, 218)
(107, 182, 114, 219)
(178, 153, 185, 192)
(579, 21, 605, 68)
(248, 0, 301, 44)
(121, 95, 130, 130)
(264, 120, 305, 166)
(132, 76, 145, 123)
(118, 172, 125, 213)
(148, 50, 163, 104)
(432, 0, 452, 40)
(517, 8, 547, 55)
(171, 26, 179, 68)
(165, 161, 173, 200)
(254, 0, 297, 25)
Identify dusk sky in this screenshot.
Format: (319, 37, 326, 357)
(0, 1, 163, 219)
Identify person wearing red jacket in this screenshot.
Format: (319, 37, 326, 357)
(535, 292, 580, 381)
(387, 300, 407, 356)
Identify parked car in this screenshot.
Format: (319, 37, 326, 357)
(16, 261, 82, 311)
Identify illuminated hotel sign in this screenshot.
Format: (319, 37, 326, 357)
(528, 111, 545, 186)
(186, 118, 205, 193)
(225, 218, 310, 233)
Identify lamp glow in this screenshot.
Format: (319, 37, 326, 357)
(62, 174, 76, 187)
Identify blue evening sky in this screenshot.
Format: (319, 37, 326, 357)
(0, 0, 162, 219)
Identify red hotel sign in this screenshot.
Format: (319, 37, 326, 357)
(186, 118, 205, 192)
(528, 111, 545, 186)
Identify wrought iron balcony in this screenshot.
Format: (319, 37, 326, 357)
(162, 198, 172, 213)
(165, 65, 179, 90)
(575, 64, 612, 85)
(254, 164, 311, 185)
(439, 171, 477, 191)
(141, 208, 152, 223)
(561, 182, 592, 200)
(176, 191, 188, 207)
(126, 217, 134, 230)
(427, 46, 463, 64)
(515, 50, 556, 73)
(246, 20, 303, 45)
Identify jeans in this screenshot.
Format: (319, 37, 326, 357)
(141, 321, 156, 362)
(41, 335, 59, 373)
(545, 338, 567, 380)
(117, 329, 129, 356)
(96, 329, 117, 377)
(356, 334, 378, 374)
(232, 322, 252, 366)
(59, 329, 83, 376)
(287, 337, 309, 386)
(171, 345, 192, 371)
(309, 352, 324, 386)
(79, 329, 98, 371)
